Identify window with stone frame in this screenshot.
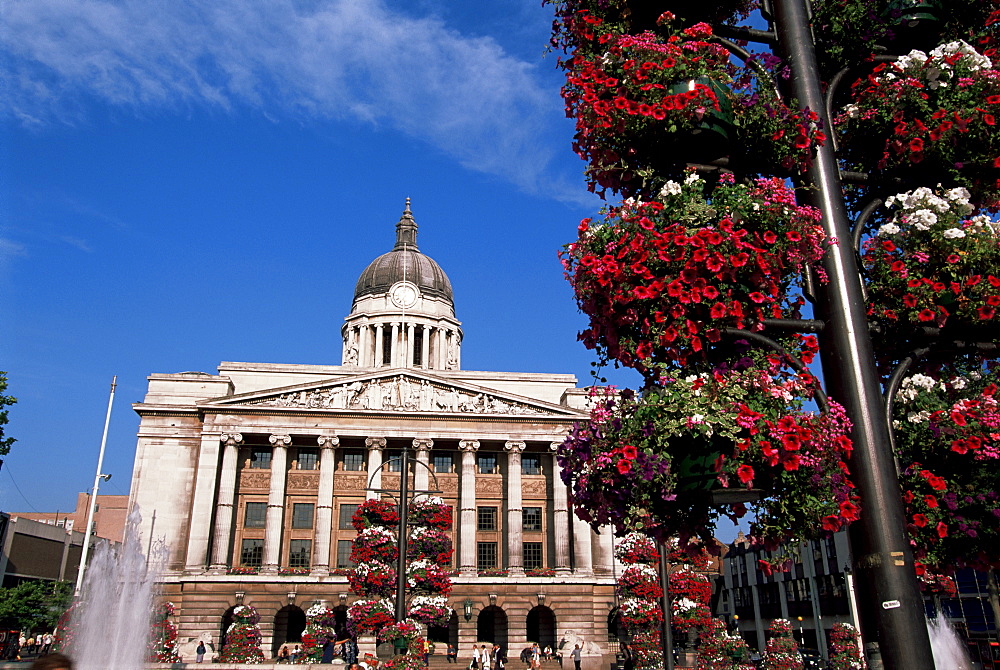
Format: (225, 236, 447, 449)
(297, 448, 318, 471)
(343, 451, 365, 471)
(289, 539, 312, 568)
(433, 453, 453, 473)
(477, 506, 498, 531)
(337, 540, 355, 568)
(244, 502, 266, 528)
(241, 539, 264, 567)
(521, 454, 542, 475)
(477, 542, 498, 571)
(339, 503, 360, 529)
(524, 542, 543, 570)
(386, 452, 402, 472)
(477, 454, 497, 474)
(249, 448, 272, 469)
(523, 506, 543, 532)
(292, 503, 314, 529)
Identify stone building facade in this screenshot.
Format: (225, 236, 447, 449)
(129, 202, 619, 661)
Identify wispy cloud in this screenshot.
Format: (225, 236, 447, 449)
(2, 0, 587, 201)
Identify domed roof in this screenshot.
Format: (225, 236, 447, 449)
(353, 200, 455, 304)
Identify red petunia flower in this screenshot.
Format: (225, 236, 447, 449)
(912, 514, 928, 528)
(736, 464, 754, 485)
(616, 459, 633, 474)
(936, 522, 948, 538)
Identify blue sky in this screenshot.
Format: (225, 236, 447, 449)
(2, 0, 664, 521)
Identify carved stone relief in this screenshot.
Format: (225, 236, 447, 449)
(522, 480, 548, 496)
(239, 471, 271, 490)
(287, 473, 319, 491)
(476, 479, 504, 496)
(335, 475, 368, 490)
(240, 375, 549, 416)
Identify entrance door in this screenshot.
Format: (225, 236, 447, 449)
(477, 606, 509, 650)
(526, 606, 556, 650)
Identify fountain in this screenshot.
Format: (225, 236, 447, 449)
(926, 615, 973, 670)
(66, 509, 161, 670)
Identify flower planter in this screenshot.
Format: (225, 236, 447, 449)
(665, 78, 733, 161)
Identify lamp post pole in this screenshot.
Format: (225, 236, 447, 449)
(770, 1, 935, 667)
(75, 375, 116, 595)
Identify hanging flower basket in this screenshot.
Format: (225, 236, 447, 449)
(219, 605, 265, 664)
(407, 596, 453, 628)
(408, 497, 453, 530)
(349, 561, 399, 597)
(669, 570, 714, 632)
(562, 172, 827, 372)
(619, 597, 663, 629)
(557, 361, 859, 547)
(348, 598, 395, 635)
(300, 605, 339, 664)
(350, 526, 399, 565)
(353, 499, 400, 531)
(696, 620, 755, 670)
(614, 532, 661, 564)
(836, 40, 1000, 207)
(891, 365, 1000, 570)
(406, 559, 454, 596)
(407, 527, 454, 564)
(377, 619, 421, 646)
(861, 185, 1000, 348)
(617, 564, 664, 600)
(828, 623, 864, 670)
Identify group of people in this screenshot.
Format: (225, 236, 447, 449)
(468, 643, 507, 670)
(519, 643, 574, 670)
(8, 632, 55, 660)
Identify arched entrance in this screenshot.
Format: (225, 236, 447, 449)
(477, 606, 508, 650)
(220, 607, 237, 651)
(429, 610, 458, 646)
(526, 606, 556, 650)
(333, 604, 349, 639)
(273, 605, 307, 657)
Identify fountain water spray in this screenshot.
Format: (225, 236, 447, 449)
(69, 509, 162, 670)
(926, 615, 973, 670)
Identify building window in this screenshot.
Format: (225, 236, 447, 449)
(339, 504, 360, 529)
(337, 540, 355, 568)
(523, 507, 542, 531)
(382, 330, 393, 366)
(343, 451, 365, 471)
(477, 506, 497, 531)
(522, 454, 542, 475)
(292, 503, 314, 529)
(477, 454, 497, 474)
(524, 542, 543, 570)
(241, 539, 264, 567)
(386, 452, 402, 472)
(244, 502, 266, 528)
(433, 454, 453, 473)
(250, 449, 272, 469)
(413, 329, 423, 366)
(298, 448, 318, 471)
(289, 539, 311, 568)
(477, 542, 498, 571)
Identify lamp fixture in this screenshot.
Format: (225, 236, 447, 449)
(537, 593, 546, 606)
(463, 598, 474, 621)
(235, 591, 245, 604)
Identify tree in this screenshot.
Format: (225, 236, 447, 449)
(0, 580, 72, 632)
(0, 372, 16, 455)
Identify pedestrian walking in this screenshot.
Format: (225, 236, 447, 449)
(481, 645, 491, 670)
(470, 644, 481, 670)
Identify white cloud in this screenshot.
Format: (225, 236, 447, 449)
(2, 0, 586, 200)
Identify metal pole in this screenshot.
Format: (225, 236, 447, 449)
(75, 375, 117, 595)
(770, 1, 934, 668)
(395, 444, 410, 623)
(658, 541, 674, 670)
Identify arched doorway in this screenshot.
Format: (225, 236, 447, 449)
(333, 604, 349, 639)
(220, 607, 237, 651)
(526, 606, 556, 650)
(429, 610, 457, 647)
(273, 605, 307, 657)
(477, 606, 508, 650)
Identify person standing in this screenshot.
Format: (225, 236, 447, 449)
(195, 641, 206, 663)
(422, 639, 431, 667)
(480, 645, 491, 670)
(570, 645, 581, 670)
(470, 644, 481, 670)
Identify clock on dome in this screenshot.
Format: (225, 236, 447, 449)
(389, 281, 419, 309)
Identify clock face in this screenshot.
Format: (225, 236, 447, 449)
(390, 282, 419, 308)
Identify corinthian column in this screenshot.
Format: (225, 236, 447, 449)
(413, 439, 434, 494)
(184, 432, 224, 574)
(208, 433, 243, 572)
(262, 434, 291, 573)
(406, 323, 415, 368)
(313, 435, 339, 576)
(390, 323, 400, 367)
(458, 440, 480, 575)
(421, 326, 431, 369)
(375, 324, 385, 367)
(550, 442, 571, 574)
(366, 437, 386, 500)
(505, 441, 526, 576)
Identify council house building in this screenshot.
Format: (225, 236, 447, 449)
(128, 201, 620, 660)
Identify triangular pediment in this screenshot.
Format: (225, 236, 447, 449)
(203, 370, 585, 418)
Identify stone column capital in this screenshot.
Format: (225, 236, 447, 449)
(269, 434, 292, 447)
(458, 440, 480, 453)
(317, 435, 340, 449)
(365, 437, 387, 451)
(412, 438, 434, 452)
(220, 433, 244, 447)
(504, 441, 526, 454)
(549, 440, 564, 452)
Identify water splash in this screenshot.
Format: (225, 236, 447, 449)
(69, 509, 161, 670)
(927, 615, 973, 670)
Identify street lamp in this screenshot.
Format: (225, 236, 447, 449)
(797, 616, 805, 647)
(463, 598, 474, 621)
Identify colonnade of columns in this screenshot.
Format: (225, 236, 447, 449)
(343, 321, 461, 370)
(186, 432, 600, 577)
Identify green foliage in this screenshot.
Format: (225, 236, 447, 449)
(0, 580, 72, 632)
(0, 372, 16, 456)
